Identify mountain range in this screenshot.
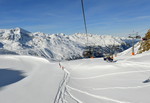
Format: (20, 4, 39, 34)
(0, 27, 135, 60)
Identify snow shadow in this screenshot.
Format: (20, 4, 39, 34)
(143, 78, 150, 83)
(0, 69, 25, 88)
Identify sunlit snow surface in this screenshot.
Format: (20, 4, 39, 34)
(0, 27, 133, 60)
(0, 50, 150, 103)
(0, 55, 64, 103)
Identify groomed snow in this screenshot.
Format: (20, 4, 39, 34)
(0, 55, 64, 103)
(0, 50, 150, 103)
(62, 51, 150, 103)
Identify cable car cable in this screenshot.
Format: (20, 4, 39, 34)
(80, 0, 88, 45)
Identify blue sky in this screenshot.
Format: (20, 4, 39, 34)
(0, 0, 150, 36)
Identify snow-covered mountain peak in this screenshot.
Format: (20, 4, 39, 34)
(0, 27, 135, 60)
(0, 27, 30, 35)
(14, 27, 30, 33)
(0, 27, 31, 41)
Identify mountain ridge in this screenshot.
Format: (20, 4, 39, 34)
(0, 27, 135, 60)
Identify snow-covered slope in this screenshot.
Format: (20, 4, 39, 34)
(0, 55, 64, 103)
(61, 51, 150, 103)
(0, 50, 150, 103)
(118, 42, 141, 57)
(0, 27, 134, 60)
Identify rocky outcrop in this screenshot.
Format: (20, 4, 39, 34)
(138, 29, 150, 53)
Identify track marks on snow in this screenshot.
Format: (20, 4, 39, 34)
(68, 86, 130, 103)
(93, 84, 150, 90)
(54, 69, 69, 103)
(72, 70, 150, 80)
(54, 68, 82, 103)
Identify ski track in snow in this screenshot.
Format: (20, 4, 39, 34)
(60, 59, 150, 103)
(92, 84, 150, 90)
(72, 70, 150, 80)
(63, 69, 83, 103)
(59, 58, 150, 103)
(54, 69, 69, 103)
(67, 86, 130, 103)
(56, 65, 132, 103)
(67, 60, 150, 80)
(66, 90, 83, 103)
(119, 61, 150, 67)
(54, 64, 82, 103)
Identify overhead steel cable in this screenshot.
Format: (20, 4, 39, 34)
(81, 0, 88, 45)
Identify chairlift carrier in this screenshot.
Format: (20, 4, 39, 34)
(80, 0, 103, 58)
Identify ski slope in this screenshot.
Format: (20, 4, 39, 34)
(62, 52, 150, 103)
(0, 55, 64, 103)
(0, 51, 150, 103)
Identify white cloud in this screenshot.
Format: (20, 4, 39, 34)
(136, 16, 150, 19)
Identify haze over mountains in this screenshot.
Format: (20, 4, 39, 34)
(0, 27, 134, 60)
